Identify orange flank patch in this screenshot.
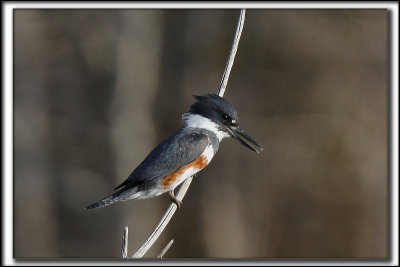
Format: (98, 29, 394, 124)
(161, 156, 208, 190)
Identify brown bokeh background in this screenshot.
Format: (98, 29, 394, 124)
(14, 9, 388, 258)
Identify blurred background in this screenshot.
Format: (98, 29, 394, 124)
(14, 9, 388, 258)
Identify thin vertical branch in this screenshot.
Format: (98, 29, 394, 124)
(157, 239, 174, 259)
(218, 9, 246, 98)
(130, 9, 246, 258)
(121, 226, 128, 258)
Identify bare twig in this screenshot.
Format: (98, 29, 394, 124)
(218, 9, 246, 97)
(130, 9, 246, 258)
(121, 226, 128, 258)
(157, 239, 174, 259)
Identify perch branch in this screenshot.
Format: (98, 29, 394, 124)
(218, 9, 245, 97)
(130, 9, 246, 258)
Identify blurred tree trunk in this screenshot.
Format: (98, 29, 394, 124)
(15, 10, 121, 257)
(42, 10, 121, 257)
(14, 10, 59, 257)
(110, 10, 167, 258)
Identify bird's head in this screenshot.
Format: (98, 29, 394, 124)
(183, 94, 263, 153)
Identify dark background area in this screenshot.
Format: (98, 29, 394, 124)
(14, 9, 388, 258)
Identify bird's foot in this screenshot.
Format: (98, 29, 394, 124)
(169, 190, 182, 209)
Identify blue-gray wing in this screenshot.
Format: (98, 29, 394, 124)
(114, 128, 209, 190)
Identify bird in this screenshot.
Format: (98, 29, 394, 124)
(86, 94, 262, 210)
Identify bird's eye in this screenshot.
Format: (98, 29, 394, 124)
(223, 114, 231, 121)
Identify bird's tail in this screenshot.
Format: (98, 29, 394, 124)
(86, 194, 119, 209)
(85, 187, 137, 210)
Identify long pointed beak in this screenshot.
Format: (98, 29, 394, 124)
(227, 126, 263, 153)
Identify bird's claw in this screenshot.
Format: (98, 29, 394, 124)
(169, 190, 183, 209)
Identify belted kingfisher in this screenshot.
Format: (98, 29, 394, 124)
(86, 94, 262, 209)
